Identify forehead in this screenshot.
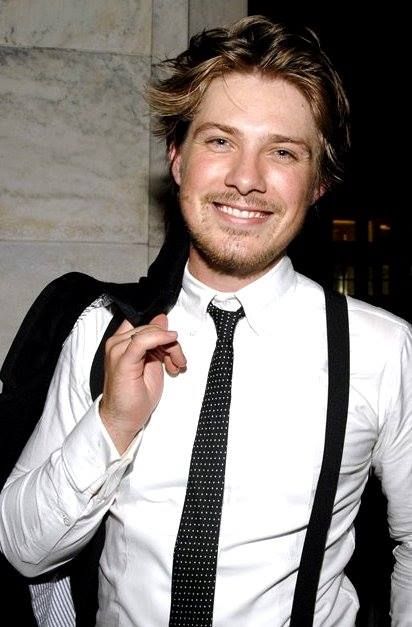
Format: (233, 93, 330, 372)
(191, 72, 320, 145)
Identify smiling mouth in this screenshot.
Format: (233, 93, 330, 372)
(214, 202, 270, 220)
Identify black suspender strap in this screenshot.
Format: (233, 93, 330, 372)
(290, 288, 350, 626)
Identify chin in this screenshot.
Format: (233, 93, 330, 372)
(192, 237, 281, 279)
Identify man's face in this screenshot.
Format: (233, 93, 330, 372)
(170, 72, 324, 286)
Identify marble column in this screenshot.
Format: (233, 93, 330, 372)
(0, 0, 247, 363)
(0, 1, 152, 362)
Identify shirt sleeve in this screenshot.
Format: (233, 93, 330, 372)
(372, 322, 412, 625)
(0, 303, 142, 578)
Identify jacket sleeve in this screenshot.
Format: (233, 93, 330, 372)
(0, 302, 141, 578)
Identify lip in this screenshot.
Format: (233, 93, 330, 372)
(213, 202, 271, 225)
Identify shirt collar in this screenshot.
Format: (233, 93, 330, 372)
(178, 256, 297, 335)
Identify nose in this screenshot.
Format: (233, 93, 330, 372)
(224, 150, 267, 195)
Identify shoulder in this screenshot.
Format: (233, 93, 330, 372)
(62, 296, 114, 370)
(37, 296, 116, 404)
(294, 272, 411, 355)
(346, 296, 411, 351)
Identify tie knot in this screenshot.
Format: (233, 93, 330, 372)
(207, 302, 245, 342)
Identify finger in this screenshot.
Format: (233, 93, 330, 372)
(124, 328, 178, 364)
(153, 341, 187, 373)
(149, 347, 169, 362)
(107, 314, 177, 364)
(146, 348, 180, 376)
(150, 313, 168, 330)
(108, 316, 170, 349)
(106, 327, 176, 370)
(149, 346, 186, 376)
(112, 318, 134, 336)
(163, 353, 183, 376)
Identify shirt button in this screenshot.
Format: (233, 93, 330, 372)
(63, 514, 71, 527)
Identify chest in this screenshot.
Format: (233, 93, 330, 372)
(122, 322, 378, 535)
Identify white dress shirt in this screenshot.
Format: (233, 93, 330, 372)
(1, 257, 411, 626)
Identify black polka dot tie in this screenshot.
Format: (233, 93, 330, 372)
(169, 302, 245, 627)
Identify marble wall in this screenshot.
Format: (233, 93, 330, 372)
(0, 0, 246, 364)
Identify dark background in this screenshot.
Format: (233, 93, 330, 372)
(249, 4, 409, 625)
(249, 2, 411, 323)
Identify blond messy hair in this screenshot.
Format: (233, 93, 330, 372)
(148, 15, 350, 190)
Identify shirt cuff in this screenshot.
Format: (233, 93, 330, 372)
(61, 395, 143, 494)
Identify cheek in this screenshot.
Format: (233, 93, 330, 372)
(270, 169, 316, 207)
(182, 152, 227, 188)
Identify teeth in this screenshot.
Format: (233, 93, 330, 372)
(218, 204, 266, 219)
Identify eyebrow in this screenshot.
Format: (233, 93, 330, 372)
(193, 122, 313, 156)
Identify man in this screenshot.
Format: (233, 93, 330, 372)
(0, 16, 411, 626)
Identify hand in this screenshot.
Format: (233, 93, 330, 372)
(99, 314, 186, 453)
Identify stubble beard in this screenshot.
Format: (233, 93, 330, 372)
(182, 191, 291, 279)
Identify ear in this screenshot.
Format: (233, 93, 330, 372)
(168, 144, 182, 186)
(311, 182, 326, 205)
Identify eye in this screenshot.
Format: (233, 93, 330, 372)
(206, 137, 231, 151)
(273, 148, 296, 162)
